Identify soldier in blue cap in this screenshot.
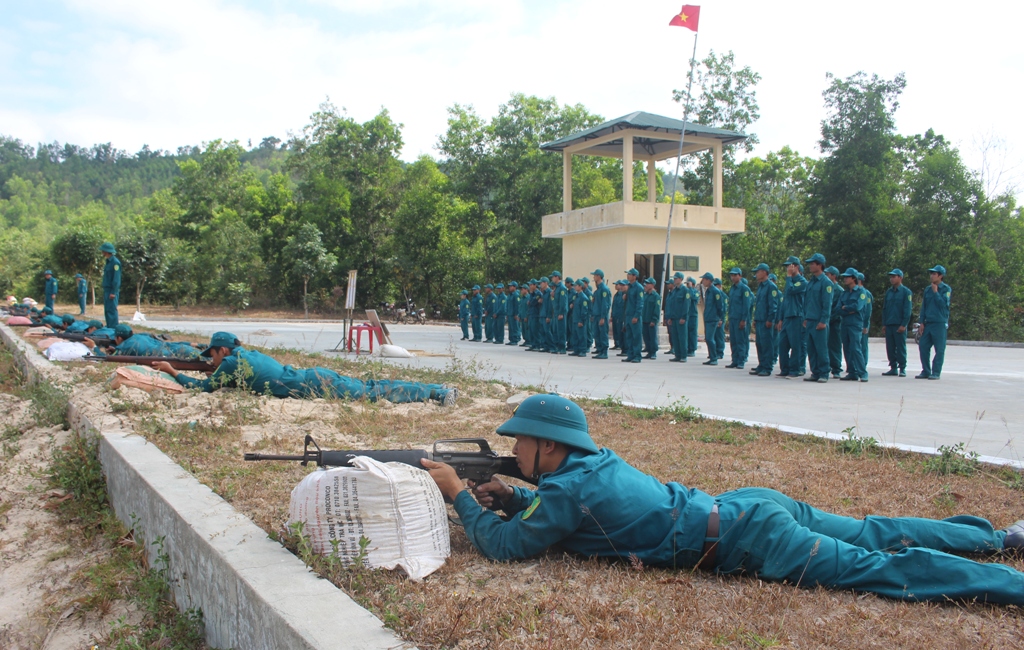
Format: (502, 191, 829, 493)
(590, 270, 612, 359)
(750, 264, 778, 376)
(505, 282, 521, 345)
(882, 269, 913, 376)
(855, 272, 872, 369)
(156, 332, 458, 405)
(75, 273, 88, 315)
(664, 272, 690, 363)
(611, 280, 626, 353)
(838, 268, 869, 382)
(469, 286, 483, 341)
(530, 278, 551, 352)
(458, 290, 470, 340)
(776, 256, 807, 377)
(700, 272, 725, 365)
(482, 284, 495, 342)
(521, 281, 535, 348)
(548, 271, 569, 355)
(825, 266, 844, 378)
(641, 278, 661, 359)
(100, 242, 121, 328)
(422, 394, 1024, 605)
(622, 269, 644, 362)
(43, 270, 58, 311)
(801, 253, 834, 382)
(568, 280, 590, 356)
(563, 276, 575, 351)
(85, 324, 201, 359)
(917, 265, 951, 380)
(685, 277, 699, 357)
(491, 283, 507, 344)
(726, 268, 753, 369)
(712, 278, 726, 359)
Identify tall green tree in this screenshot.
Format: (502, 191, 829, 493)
(117, 228, 165, 311)
(50, 228, 104, 306)
(283, 223, 337, 318)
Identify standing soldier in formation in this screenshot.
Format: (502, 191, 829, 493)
(712, 278, 726, 360)
(917, 265, 951, 380)
(43, 270, 58, 311)
(726, 268, 753, 370)
(622, 269, 644, 363)
(520, 281, 534, 347)
(777, 256, 806, 378)
(75, 273, 88, 316)
(582, 278, 594, 352)
(611, 280, 625, 352)
(590, 270, 612, 359)
(532, 277, 551, 352)
(458, 289, 470, 340)
(838, 268, 870, 382)
(750, 264, 778, 377)
(470, 285, 483, 341)
(100, 242, 121, 328)
(700, 272, 725, 366)
(665, 272, 691, 363)
(492, 283, 507, 344)
(641, 278, 661, 359)
(802, 253, 834, 383)
(564, 276, 575, 351)
(506, 282, 521, 346)
(569, 280, 590, 356)
(882, 269, 913, 377)
(548, 272, 569, 355)
(685, 277, 699, 358)
(857, 272, 872, 367)
(482, 284, 495, 342)
(825, 266, 844, 378)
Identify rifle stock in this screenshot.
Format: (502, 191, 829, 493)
(245, 435, 535, 485)
(84, 355, 213, 373)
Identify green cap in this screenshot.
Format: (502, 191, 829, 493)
(700, 272, 714, 281)
(581, 277, 590, 284)
(769, 273, 778, 282)
(672, 271, 685, 280)
(61, 314, 75, 325)
(550, 270, 562, 278)
(686, 276, 696, 284)
(713, 278, 722, 286)
(928, 265, 947, 276)
(783, 255, 801, 266)
(484, 283, 493, 289)
(887, 268, 903, 277)
(114, 324, 133, 340)
(591, 269, 604, 278)
(626, 268, 639, 277)
(729, 267, 742, 276)
(460, 289, 468, 295)
(495, 283, 504, 289)
(855, 272, 865, 282)
(87, 320, 103, 329)
(805, 253, 826, 266)
(614, 279, 626, 286)
(44, 269, 53, 275)
(100, 242, 116, 254)
(42, 306, 53, 315)
(495, 394, 598, 454)
(74, 273, 83, 278)
(840, 267, 858, 278)
(824, 266, 840, 276)
(528, 279, 537, 285)
(201, 331, 241, 357)
(753, 263, 770, 273)
(574, 279, 584, 286)
(644, 277, 656, 285)
(509, 281, 518, 288)
(472, 285, 480, 290)
(564, 277, 574, 285)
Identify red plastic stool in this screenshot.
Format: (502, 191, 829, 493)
(348, 323, 382, 353)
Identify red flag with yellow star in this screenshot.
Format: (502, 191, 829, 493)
(669, 5, 700, 31)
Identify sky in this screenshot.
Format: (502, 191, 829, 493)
(1, 0, 1022, 196)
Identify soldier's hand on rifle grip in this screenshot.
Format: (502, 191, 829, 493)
(468, 477, 513, 510)
(420, 459, 464, 501)
(152, 361, 178, 377)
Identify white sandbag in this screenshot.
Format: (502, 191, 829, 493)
(379, 344, 415, 358)
(288, 456, 449, 581)
(44, 341, 91, 361)
(132, 310, 147, 322)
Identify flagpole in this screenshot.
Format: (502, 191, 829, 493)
(660, 30, 699, 296)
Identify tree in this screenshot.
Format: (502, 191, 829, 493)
(117, 229, 165, 311)
(50, 228, 104, 305)
(673, 50, 761, 206)
(283, 223, 337, 318)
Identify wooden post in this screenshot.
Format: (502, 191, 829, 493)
(622, 135, 633, 202)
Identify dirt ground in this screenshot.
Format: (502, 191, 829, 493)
(41, 301, 381, 323)
(0, 390, 145, 648)
(10, 328, 1024, 648)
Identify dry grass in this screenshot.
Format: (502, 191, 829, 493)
(34, 330, 1024, 648)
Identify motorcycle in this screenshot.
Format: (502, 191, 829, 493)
(431, 303, 443, 320)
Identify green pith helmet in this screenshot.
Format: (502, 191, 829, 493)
(61, 314, 75, 325)
(496, 393, 598, 454)
(100, 242, 116, 254)
(114, 324, 133, 339)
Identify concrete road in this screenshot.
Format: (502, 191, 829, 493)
(145, 319, 1024, 466)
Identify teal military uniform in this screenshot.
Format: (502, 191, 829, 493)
(42, 315, 65, 329)
(882, 270, 913, 374)
(623, 274, 644, 362)
(458, 291, 470, 340)
(470, 288, 483, 341)
(44, 273, 58, 311)
(548, 274, 569, 354)
(686, 281, 699, 357)
(76, 274, 88, 315)
(918, 266, 952, 379)
(483, 286, 495, 342)
(518, 285, 532, 347)
(100, 243, 121, 328)
(713, 280, 726, 359)
(65, 320, 90, 334)
(778, 258, 807, 377)
(570, 285, 590, 356)
(590, 275, 612, 358)
(641, 279, 661, 359)
(838, 269, 869, 381)
(752, 267, 779, 375)
(726, 270, 753, 369)
(532, 282, 551, 352)
(453, 394, 1024, 605)
(610, 283, 625, 352)
(112, 335, 201, 359)
(492, 284, 506, 344)
(701, 274, 725, 365)
(858, 272, 872, 368)
(803, 261, 834, 381)
(825, 267, 844, 377)
(175, 346, 446, 402)
(506, 284, 521, 345)
(564, 277, 575, 351)
(664, 275, 690, 363)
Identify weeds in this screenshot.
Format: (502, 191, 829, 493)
(921, 442, 981, 476)
(833, 426, 880, 457)
(50, 430, 108, 530)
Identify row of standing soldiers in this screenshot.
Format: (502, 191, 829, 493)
(29, 242, 123, 327)
(457, 254, 951, 379)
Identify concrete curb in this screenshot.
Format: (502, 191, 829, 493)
(0, 323, 412, 650)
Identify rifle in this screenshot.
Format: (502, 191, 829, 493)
(245, 435, 535, 486)
(83, 355, 214, 373)
(50, 332, 116, 347)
